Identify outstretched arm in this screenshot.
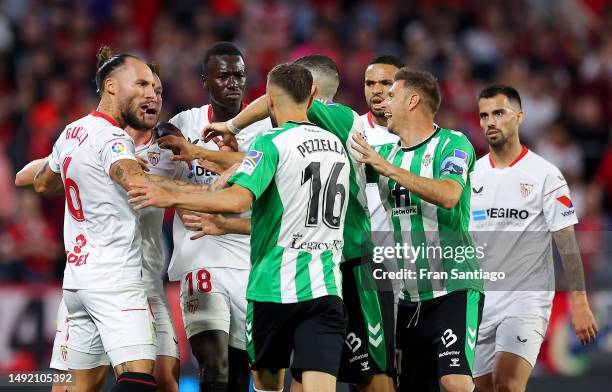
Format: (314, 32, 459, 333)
(128, 183, 253, 215)
(32, 161, 64, 195)
(16, 158, 50, 188)
(182, 213, 251, 239)
(109, 159, 209, 192)
(156, 135, 245, 171)
(553, 225, 599, 345)
(203, 95, 268, 141)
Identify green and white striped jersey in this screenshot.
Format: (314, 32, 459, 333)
(229, 121, 350, 303)
(369, 127, 484, 302)
(307, 99, 372, 261)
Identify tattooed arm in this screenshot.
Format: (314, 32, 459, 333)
(32, 160, 64, 195)
(109, 159, 209, 192)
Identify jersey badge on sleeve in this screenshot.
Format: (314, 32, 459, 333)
(440, 149, 468, 176)
(111, 141, 126, 154)
(237, 149, 264, 176)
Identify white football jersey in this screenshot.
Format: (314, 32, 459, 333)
(48, 111, 141, 290)
(469, 147, 578, 320)
(135, 136, 188, 293)
(360, 112, 399, 232)
(167, 104, 272, 279)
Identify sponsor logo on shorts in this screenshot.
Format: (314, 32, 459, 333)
(441, 329, 457, 348)
(345, 332, 362, 353)
(450, 358, 460, 367)
(467, 326, 477, 350)
(361, 361, 370, 371)
(245, 321, 253, 343)
(368, 323, 383, 348)
(439, 350, 460, 358)
(349, 353, 368, 364)
(186, 298, 199, 313)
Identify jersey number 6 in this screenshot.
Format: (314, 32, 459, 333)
(62, 157, 85, 221)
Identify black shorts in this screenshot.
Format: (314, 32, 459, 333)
(338, 258, 396, 384)
(245, 295, 347, 382)
(396, 289, 484, 392)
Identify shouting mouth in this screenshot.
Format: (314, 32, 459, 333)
(370, 96, 384, 111)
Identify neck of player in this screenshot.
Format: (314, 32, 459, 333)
(211, 100, 242, 122)
(96, 99, 126, 128)
(371, 112, 388, 127)
(397, 111, 436, 147)
(489, 136, 523, 169)
(125, 127, 153, 146)
(275, 106, 309, 127)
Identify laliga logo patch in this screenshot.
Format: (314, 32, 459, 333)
(237, 150, 264, 176)
(111, 141, 126, 154)
(440, 149, 468, 177)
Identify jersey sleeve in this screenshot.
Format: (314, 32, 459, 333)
(228, 135, 279, 200)
(48, 140, 61, 173)
(97, 129, 137, 174)
(542, 168, 578, 231)
(307, 99, 352, 142)
(438, 133, 475, 187)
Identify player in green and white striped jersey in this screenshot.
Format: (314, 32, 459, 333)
(202, 55, 397, 391)
(128, 63, 349, 392)
(352, 69, 484, 392)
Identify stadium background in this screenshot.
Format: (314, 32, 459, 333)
(0, 0, 610, 390)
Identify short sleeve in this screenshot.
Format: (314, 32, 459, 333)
(438, 134, 475, 187)
(48, 141, 61, 173)
(542, 169, 578, 231)
(228, 136, 279, 200)
(98, 129, 136, 174)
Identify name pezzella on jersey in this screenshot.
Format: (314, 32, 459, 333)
(297, 137, 346, 158)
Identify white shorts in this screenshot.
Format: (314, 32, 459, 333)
(473, 314, 549, 377)
(50, 290, 179, 370)
(62, 285, 157, 369)
(147, 291, 180, 359)
(179, 267, 248, 349)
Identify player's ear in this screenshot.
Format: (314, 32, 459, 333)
(201, 75, 208, 90)
(306, 85, 316, 110)
(105, 77, 116, 96)
(516, 109, 525, 125)
(407, 92, 420, 111)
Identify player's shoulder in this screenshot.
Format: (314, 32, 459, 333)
(522, 149, 562, 173)
(474, 154, 491, 170)
(169, 105, 209, 127)
(438, 127, 472, 144)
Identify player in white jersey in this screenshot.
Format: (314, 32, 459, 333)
(470, 86, 598, 392)
(361, 56, 402, 233)
(19, 65, 184, 392)
(167, 42, 269, 392)
(32, 48, 198, 392)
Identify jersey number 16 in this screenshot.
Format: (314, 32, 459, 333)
(301, 161, 346, 229)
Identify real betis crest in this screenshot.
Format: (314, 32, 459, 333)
(422, 152, 433, 167)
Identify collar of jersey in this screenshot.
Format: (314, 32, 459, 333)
(91, 110, 119, 127)
(400, 125, 440, 152)
(207, 102, 248, 123)
(287, 120, 316, 126)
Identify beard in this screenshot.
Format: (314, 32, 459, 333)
(121, 99, 149, 131)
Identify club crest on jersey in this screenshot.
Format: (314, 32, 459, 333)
(440, 149, 468, 177)
(111, 141, 126, 154)
(237, 150, 264, 176)
(147, 151, 160, 166)
(520, 183, 533, 198)
(422, 152, 433, 167)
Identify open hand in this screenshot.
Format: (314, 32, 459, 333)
(128, 183, 176, 210)
(182, 213, 228, 240)
(351, 133, 394, 177)
(157, 135, 198, 162)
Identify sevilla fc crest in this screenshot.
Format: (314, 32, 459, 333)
(520, 183, 533, 198)
(147, 151, 160, 166)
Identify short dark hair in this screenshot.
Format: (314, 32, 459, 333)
(202, 42, 244, 76)
(478, 85, 522, 108)
(148, 62, 160, 77)
(394, 68, 441, 114)
(368, 55, 404, 69)
(95, 46, 142, 95)
(267, 63, 313, 103)
(294, 54, 340, 79)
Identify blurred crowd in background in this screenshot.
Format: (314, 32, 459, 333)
(0, 0, 610, 284)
